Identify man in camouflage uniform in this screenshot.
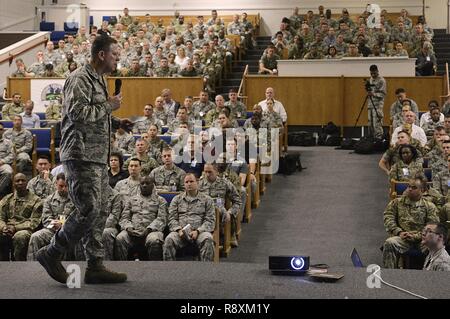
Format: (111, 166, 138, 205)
(199, 163, 241, 248)
(258, 46, 279, 75)
(0, 173, 42, 261)
(119, 8, 133, 26)
(115, 176, 167, 260)
(36, 36, 130, 284)
(422, 107, 444, 139)
(123, 139, 158, 175)
(149, 148, 186, 192)
(205, 95, 226, 127)
(27, 173, 81, 260)
(193, 90, 215, 120)
(383, 177, 439, 268)
(154, 57, 177, 78)
(133, 104, 161, 134)
(163, 173, 216, 261)
(367, 65, 386, 139)
(167, 107, 194, 134)
(0, 123, 14, 196)
(100, 186, 123, 260)
(2, 93, 23, 120)
(45, 100, 62, 121)
(124, 58, 147, 77)
(115, 127, 135, 154)
(154, 96, 174, 126)
(27, 155, 55, 200)
(225, 89, 247, 120)
(3, 115, 32, 172)
(116, 158, 143, 199)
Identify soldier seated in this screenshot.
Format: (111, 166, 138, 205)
(115, 176, 167, 260)
(27, 155, 55, 200)
(0, 123, 14, 197)
(163, 173, 216, 261)
(383, 177, 439, 268)
(0, 173, 42, 261)
(3, 115, 33, 173)
(149, 147, 186, 192)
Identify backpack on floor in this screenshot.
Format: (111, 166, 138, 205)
(339, 138, 357, 150)
(278, 151, 303, 175)
(288, 131, 316, 146)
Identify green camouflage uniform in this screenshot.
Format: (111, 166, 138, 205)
(27, 191, 75, 260)
(368, 76, 386, 139)
(383, 195, 439, 268)
(45, 102, 62, 120)
(101, 188, 123, 260)
(123, 155, 158, 176)
(389, 160, 425, 182)
(2, 102, 24, 120)
(0, 137, 14, 195)
(224, 101, 247, 119)
(192, 100, 215, 120)
(0, 191, 42, 260)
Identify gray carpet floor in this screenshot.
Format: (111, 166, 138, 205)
(226, 146, 389, 267)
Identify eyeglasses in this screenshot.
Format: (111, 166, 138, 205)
(422, 229, 439, 236)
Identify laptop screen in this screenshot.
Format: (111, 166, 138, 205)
(351, 248, 364, 268)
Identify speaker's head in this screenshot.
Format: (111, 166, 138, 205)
(269, 255, 310, 275)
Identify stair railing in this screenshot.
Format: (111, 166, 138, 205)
(238, 64, 249, 97)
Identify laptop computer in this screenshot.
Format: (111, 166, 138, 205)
(351, 248, 364, 268)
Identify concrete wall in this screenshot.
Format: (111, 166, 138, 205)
(0, 0, 37, 31)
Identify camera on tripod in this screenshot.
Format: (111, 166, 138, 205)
(364, 79, 375, 92)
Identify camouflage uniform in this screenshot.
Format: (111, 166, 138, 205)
(101, 188, 123, 260)
(132, 117, 161, 135)
(259, 54, 279, 73)
(45, 63, 122, 264)
(149, 164, 186, 192)
(154, 66, 177, 77)
(264, 111, 283, 129)
(0, 137, 14, 195)
(432, 170, 450, 197)
(27, 190, 74, 260)
(389, 160, 425, 182)
(27, 174, 55, 200)
(1, 102, 23, 120)
(382, 140, 423, 167)
(224, 101, 247, 120)
(368, 75, 386, 139)
(115, 132, 135, 154)
(154, 108, 174, 126)
(199, 175, 241, 244)
(123, 155, 158, 176)
(27, 62, 45, 77)
(193, 100, 215, 120)
(427, 146, 447, 180)
(0, 191, 42, 261)
(114, 177, 141, 199)
(390, 98, 419, 120)
(205, 108, 223, 126)
(423, 247, 450, 271)
(422, 120, 444, 139)
(45, 102, 62, 121)
(119, 15, 133, 26)
(383, 195, 439, 268)
(148, 137, 168, 153)
(163, 191, 216, 261)
(115, 190, 167, 260)
(3, 128, 32, 172)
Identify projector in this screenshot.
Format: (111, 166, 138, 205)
(269, 255, 310, 275)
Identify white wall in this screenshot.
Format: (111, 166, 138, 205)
(425, 0, 448, 29)
(0, 32, 50, 92)
(50, 0, 432, 35)
(0, 0, 37, 31)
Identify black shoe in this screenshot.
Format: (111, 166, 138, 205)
(84, 264, 127, 284)
(36, 246, 68, 284)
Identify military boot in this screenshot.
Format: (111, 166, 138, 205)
(36, 246, 68, 284)
(84, 260, 127, 284)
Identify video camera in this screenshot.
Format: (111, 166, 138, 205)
(364, 79, 375, 92)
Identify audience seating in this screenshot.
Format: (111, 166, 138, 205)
(424, 168, 432, 182)
(64, 22, 79, 35)
(50, 31, 66, 43)
(39, 22, 55, 32)
(30, 127, 55, 170)
(0, 120, 13, 128)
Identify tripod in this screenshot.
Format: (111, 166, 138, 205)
(354, 93, 383, 138)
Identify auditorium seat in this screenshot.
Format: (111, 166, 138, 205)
(50, 31, 66, 43)
(390, 181, 408, 199)
(40, 22, 55, 32)
(30, 127, 55, 168)
(158, 191, 180, 204)
(64, 22, 79, 35)
(0, 120, 13, 128)
(158, 135, 172, 145)
(424, 168, 432, 182)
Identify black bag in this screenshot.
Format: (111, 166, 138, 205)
(325, 135, 342, 146)
(288, 131, 316, 146)
(318, 122, 341, 146)
(339, 138, 357, 150)
(323, 121, 340, 136)
(278, 152, 303, 175)
(354, 136, 375, 154)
